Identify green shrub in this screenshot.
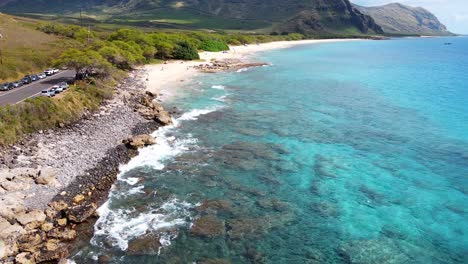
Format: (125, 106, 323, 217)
(172, 42, 200, 60)
(198, 39, 229, 52)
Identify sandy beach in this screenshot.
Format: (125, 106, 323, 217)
(143, 39, 362, 98)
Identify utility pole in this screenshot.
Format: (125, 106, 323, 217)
(0, 31, 4, 65)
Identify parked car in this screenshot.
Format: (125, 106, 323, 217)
(52, 68, 60, 74)
(58, 82, 69, 90)
(22, 75, 32, 84)
(37, 73, 47, 79)
(52, 85, 63, 93)
(41, 89, 55, 97)
(44, 69, 54, 76)
(12, 81, 23, 88)
(0, 83, 11, 91)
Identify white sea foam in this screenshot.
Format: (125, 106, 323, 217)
(212, 95, 228, 102)
(236, 68, 249, 73)
(121, 177, 139, 185)
(177, 107, 220, 121)
(211, 85, 226, 90)
(88, 106, 220, 255)
(127, 185, 145, 195)
(93, 198, 195, 251)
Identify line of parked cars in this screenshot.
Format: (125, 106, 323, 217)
(41, 82, 69, 97)
(0, 68, 60, 91)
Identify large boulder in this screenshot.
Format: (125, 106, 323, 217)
(123, 134, 156, 149)
(66, 203, 97, 223)
(154, 110, 173, 125)
(15, 210, 46, 229)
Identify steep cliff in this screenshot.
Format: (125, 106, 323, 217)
(355, 3, 452, 36)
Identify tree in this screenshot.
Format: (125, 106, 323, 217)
(172, 42, 199, 60)
(56, 48, 112, 76)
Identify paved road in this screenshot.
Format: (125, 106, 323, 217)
(0, 70, 75, 106)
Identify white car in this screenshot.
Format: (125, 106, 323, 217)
(52, 68, 60, 74)
(58, 82, 69, 90)
(41, 89, 55, 97)
(44, 69, 54, 76)
(37, 73, 46, 79)
(52, 85, 63, 93)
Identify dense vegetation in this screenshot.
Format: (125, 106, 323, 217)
(0, 18, 309, 145)
(42, 25, 307, 73)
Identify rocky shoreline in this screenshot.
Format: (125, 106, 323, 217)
(0, 70, 176, 263)
(0, 56, 266, 263)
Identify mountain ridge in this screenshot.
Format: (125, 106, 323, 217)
(0, 0, 383, 35)
(355, 3, 452, 36)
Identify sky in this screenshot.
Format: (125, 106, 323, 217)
(352, 0, 468, 34)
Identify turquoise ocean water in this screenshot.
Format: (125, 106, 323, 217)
(73, 37, 468, 263)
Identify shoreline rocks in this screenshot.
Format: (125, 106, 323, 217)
(0, 70, 174, 263)
(194, 59, 268, 73)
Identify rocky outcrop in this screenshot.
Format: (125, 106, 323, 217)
(136, 92, 173, 125)
(355, 3, 453, 36)
(194, 59, 268, 73)
(123, 134, 156, 149)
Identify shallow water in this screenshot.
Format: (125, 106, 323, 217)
(73, 37, 468, 263)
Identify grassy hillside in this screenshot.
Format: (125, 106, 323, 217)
(0, 0, 383, 35)
(0, 14, 78, 81)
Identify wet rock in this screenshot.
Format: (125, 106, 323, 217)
(338, 239, 410, 264)
(48, 228, 77, 241)
(123, 134, 156, 149)
(196, 200, 232, 215)
(98, 254, 112, 263)
(191, 215, 225, 238)
(18, 231, 44, 253)
(16, 210, 46, 229)
(154, 110, 173, 125)
(127, 232, 161, 255)
(66, 203, 97, 223)
(34, 240, 68, 263)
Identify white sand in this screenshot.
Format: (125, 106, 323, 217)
(142, 39, 362, 98)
